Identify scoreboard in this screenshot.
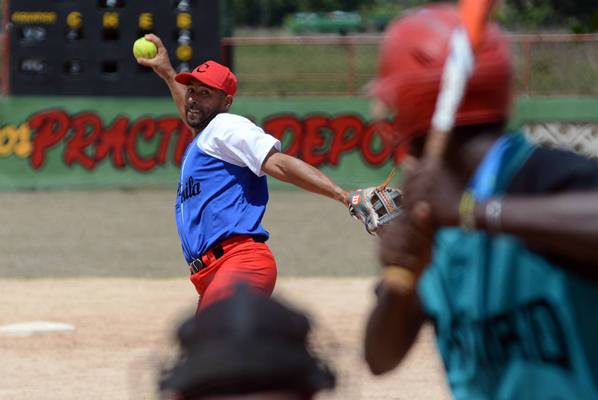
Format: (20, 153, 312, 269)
(4, 0, 223, 96)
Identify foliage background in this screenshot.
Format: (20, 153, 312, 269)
(227, 0, 598, 33)
(1, 1, 597, 33)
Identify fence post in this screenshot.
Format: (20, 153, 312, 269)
(1, 32, 8, 96)
(221, 37, 234, 71)
(522, 40, 531, 96)
(346, 38, 356, 96)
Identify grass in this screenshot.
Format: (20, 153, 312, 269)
(232, 38, 598, 96)
(233, 41, 379, 96)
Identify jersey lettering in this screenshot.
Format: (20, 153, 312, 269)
(178, 176, 201, 204)
(444, 299, 570, 371)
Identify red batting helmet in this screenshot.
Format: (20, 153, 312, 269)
(370, 3, 513, 141)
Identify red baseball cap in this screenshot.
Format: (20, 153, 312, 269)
(175, 60, 238, 96)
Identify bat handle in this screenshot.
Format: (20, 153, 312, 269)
(424, 127, 449, 161)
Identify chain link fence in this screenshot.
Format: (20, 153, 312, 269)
(223, 33, 598, 97)
(1, 32, 597, 97)
(222, 36, 379, 96)
(511, 34, 598, 96)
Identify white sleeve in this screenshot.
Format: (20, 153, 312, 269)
(198, 114, 281, 177)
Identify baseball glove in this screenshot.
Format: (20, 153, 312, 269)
(347, 169, 403, 235)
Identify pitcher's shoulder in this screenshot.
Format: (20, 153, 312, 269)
(212, 113, 256, 128)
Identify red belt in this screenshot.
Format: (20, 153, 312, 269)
(189, 235, 266, 274)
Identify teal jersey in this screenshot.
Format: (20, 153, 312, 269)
(419, 133, 598, 399)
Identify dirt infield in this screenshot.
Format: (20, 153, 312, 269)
(0, 190, 450, 399)
(0, 189, 375, 278)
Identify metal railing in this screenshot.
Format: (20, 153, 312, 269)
(222, 33, 598, 97)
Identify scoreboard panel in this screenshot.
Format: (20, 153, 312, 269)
(4, 0, 222, 96)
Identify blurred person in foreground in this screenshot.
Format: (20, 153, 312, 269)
(364, 3, 598, 399)
(159, 285, 335, 399)
(136, 36, 348, 311)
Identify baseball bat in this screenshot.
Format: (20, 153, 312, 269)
(381, 0, 498, 291)
(423, 0, 497, 159)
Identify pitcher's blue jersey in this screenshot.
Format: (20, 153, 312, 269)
(175, 113, 280, 264)
(419, 133, 598, 399)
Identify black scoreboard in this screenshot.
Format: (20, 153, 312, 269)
(5, 0, 223, 96)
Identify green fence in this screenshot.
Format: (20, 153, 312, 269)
(1, 96, 597, 191)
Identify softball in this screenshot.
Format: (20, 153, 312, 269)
(133, 37, 157, 59)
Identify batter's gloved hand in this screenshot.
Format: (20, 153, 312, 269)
(346, 185, 403, 235)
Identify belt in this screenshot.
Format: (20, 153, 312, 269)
(189, 235, 266, 274)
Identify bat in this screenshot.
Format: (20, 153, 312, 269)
(423, 0, 498, 159)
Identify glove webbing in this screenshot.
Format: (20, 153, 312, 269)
(375, 189, 399, 214)
(377, 166, 399, 213)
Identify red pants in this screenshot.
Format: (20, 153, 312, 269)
(189, 236, 277, 312)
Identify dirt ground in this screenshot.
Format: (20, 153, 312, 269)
(0, 190, 450, 399)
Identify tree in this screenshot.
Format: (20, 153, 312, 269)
(505, 0, 598, 32)
(227, 0, 598, 32)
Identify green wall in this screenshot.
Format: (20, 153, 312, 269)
(1, 96, 597, 191)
